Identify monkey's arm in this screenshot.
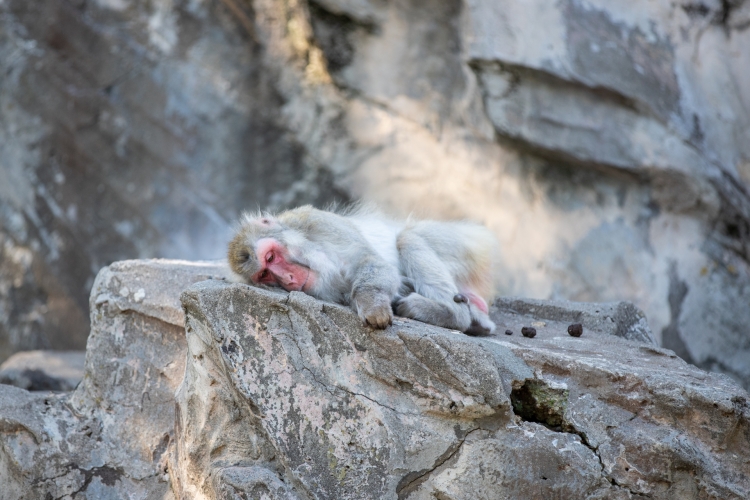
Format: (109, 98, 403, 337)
(349, 253, 401, 329)
(299, 208, 401, 329)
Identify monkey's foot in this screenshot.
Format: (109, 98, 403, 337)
(464, 319, 495, 336)
(395, 293, 472, 332)
(467, 307, 496, 336)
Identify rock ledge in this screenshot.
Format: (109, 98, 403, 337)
(0, 260, 747, 500)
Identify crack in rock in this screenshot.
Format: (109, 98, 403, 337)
(509, 377, 645, 497)
(266, 306, 409, 415)
(395, 427, 480, 500)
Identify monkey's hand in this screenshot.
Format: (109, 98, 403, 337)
(349, 255, 400, 329)
(353, 292, 393, 329)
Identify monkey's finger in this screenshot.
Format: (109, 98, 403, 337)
(365, 315, 390, 329)
(374, 319, 389, 329)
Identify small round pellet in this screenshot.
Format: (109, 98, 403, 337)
(521, 326, 537, 338)
(568, 323, 583, 337)
(505, 329, 513, 336)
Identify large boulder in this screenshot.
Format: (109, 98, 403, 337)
(174, 279, 750, 499)
(1, 259, 747, 499)
(0, 259, 227, 500)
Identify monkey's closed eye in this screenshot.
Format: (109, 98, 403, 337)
(266, 252, 274, 263)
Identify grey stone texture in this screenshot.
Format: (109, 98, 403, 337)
(1, 259, 748, 499)
(0, 259, 227, 500)
(1, 0, 749, 395)
(175, 273, 749, 499)
(0, 350, 85, 391)
(493, 297, 656, 345)
(0, 0, 346, 362)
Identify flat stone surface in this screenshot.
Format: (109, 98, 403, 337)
(492, 296, 656, 344)
(91, 258, 231, 327)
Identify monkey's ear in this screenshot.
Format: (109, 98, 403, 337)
(255, 215, 281, 228)
(240, 211, 269, 226)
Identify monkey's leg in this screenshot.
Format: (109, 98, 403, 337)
(397, 293, 475, 331)
(395, 232, 474, 332)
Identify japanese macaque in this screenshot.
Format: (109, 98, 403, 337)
(227, 205, 500, 335)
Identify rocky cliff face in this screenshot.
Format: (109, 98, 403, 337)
(0, 0, 346, 362)
(1, 0, 749, 390)
(1, 260, 748, 499)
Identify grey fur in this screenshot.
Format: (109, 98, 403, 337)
(228, 206, 500, 334)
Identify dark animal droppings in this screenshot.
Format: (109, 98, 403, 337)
(568, 323, 583, 337)
(521, 327, 537, 338)
(505, 329, 513, 336)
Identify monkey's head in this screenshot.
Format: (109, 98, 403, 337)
(228, 213, 315, 293)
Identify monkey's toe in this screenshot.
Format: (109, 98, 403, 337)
(465, 306, 496, 336)
(465, 320, 492, 336)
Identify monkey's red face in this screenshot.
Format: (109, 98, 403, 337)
(250, 238, 314, 292)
